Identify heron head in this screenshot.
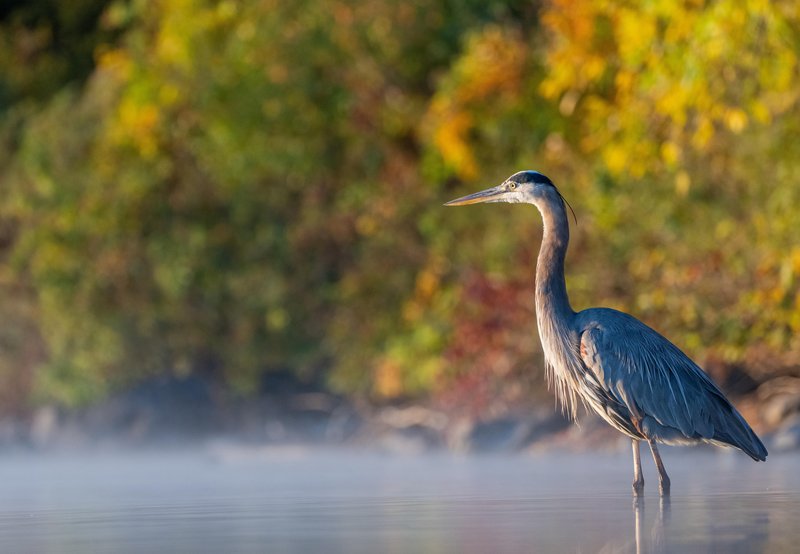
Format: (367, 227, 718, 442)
(444, 170, 560, 207)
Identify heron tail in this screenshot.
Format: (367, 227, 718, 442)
(712, 403, 768, 461)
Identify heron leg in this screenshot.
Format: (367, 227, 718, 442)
(632, 439, 644, 496)
(647, 439, 670, 496)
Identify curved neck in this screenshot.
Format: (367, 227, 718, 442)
(535, 198, 573, 322)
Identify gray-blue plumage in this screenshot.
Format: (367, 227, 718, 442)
(446, 170, 767, 495)
(577, 308, 766, 460)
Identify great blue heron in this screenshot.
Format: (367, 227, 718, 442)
(445, 170, 767, 496)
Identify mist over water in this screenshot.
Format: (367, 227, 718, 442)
(0, 448, 797, 553)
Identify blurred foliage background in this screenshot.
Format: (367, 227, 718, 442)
(0, 0, 799, 418)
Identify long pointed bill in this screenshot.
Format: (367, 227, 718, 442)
(444, 185, 505, 206)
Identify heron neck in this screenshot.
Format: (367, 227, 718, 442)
(535, 202, 574, 324)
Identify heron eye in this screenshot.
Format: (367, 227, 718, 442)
(508, 182, 517, 190)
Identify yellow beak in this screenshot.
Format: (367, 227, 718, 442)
(444, 186, 505, 206)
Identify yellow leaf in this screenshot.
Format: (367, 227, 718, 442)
(725, 108, 748, 133)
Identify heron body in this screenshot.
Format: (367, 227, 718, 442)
(446, 170, 767, 496)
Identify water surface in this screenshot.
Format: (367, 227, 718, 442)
(0, 448, 797, 553)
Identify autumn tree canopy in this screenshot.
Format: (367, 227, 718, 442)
(0, 0, 798, 411)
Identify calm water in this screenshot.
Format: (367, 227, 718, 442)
(0, 447, 797, 553)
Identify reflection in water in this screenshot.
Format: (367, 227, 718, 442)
(0, 450, 794, 553)
(630, 495, 669, 554)
(604, 487, 771, 554)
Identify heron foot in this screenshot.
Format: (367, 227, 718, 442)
(632, 477, 645, 496)
(658, 476, 670, 497)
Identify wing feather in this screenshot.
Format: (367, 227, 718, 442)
(577, 309, 767, 460)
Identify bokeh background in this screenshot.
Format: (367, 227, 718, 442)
(1, 0, 799, 451)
